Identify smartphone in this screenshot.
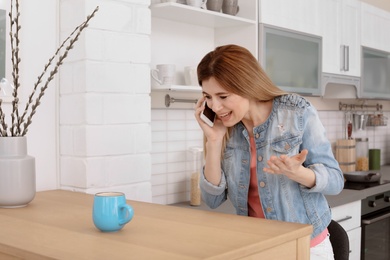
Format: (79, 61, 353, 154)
(200, 101, 216, 127)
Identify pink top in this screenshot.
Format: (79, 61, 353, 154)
(248, 136, 328, 248)
(248, 136, 265, 218)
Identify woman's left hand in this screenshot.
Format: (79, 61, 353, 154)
(263, 149, 316, 188)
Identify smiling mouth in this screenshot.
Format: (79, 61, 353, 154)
(218, 112, 231, 119)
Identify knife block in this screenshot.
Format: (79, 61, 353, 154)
(336, 139, 356, 173)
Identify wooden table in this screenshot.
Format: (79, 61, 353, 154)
(0, 190, 312, 259)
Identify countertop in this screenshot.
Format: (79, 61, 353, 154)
(173, 166, 390, 213)
(0, 190, 312, 260)
(326, 165, 390, 207)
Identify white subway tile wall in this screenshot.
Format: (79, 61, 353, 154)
(151, 109, 390, 205)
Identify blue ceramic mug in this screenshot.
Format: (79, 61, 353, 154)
(93, 192, 134, 232)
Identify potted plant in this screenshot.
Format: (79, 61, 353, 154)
(0, 0, 99, 208)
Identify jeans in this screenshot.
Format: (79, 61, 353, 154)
(310, 234, 335, 260)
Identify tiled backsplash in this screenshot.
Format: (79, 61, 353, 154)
(151, 109, 390, 205)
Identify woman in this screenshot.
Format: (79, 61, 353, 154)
(194, 44, 344, 259)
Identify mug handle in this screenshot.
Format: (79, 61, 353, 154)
(151, 69, 163, 85)
(119, 204, 134, 225)
(201, 0, 207, 9)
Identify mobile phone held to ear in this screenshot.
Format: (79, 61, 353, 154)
(200, 101, 216, 127)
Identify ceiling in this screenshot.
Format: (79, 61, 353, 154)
(362, 0, 390, 12)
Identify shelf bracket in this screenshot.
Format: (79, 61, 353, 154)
(165, 94, 198, 108)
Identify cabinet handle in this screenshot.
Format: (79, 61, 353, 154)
(345, 45, 349, 71)
(335, 216, 352, 223)
(340, 45, 345, 71)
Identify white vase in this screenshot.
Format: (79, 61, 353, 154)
(0, 136, 36, 208)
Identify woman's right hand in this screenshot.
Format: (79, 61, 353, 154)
(194, 97, 227, 142)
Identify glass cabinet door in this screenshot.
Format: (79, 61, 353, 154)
(361, 47, 390, 99)
(259, 24, 322, 95)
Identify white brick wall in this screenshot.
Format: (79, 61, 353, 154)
(151, 109, 390, 205)
(59, 0, 152, 202)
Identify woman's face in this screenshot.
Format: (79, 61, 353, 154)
(202, 77, 250, 127)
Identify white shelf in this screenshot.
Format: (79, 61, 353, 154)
(150, 3, 256, 28)
(152, 84, 201, 92)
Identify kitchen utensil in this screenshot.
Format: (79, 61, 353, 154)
(222, 0, 239, 15)
(344, 111, 353, 139)
(347, 121, 352, 139)
(93, 192, 134, 232)
(151, 64, 176, 86)
(186, 0, 206, 8)
(184, 66, 198, 86)
(344, 171, 381, 183)
(353, 113, 368, 131)
(206, 0, 223, 12)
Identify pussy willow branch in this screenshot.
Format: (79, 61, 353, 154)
(0, 100, 8, 136)
(17, 11, 95, 135)
(9, 0, 21, 136)
(20, 6, 99, 136)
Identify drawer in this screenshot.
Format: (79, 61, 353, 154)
(331, 200, 361, 231)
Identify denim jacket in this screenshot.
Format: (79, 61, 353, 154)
(200, 94, 344, 239)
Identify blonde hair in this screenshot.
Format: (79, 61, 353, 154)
(197, 44, 287, 156)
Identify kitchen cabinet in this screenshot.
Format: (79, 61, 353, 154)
(259, 24, 322, 95)
(259, 0, 322, 36)
(331, 200, 361, 260)
(361, 47, 390, 99)
(361, 3, 390, 53)
(321, 0, 361, 77)
(360, 3, 390, 99)
(150, 1, 257, 101)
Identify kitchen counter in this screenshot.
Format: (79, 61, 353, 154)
(174, 166, 390, 212)
(0, 190, 312, 260)
(326, 165, 390, 207)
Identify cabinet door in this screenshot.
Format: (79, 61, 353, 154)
(259, 25, 322, 95)
(341, 0, 361, 77)
(321, 0, 341, 75)
(347, 227, 361, 260)
(331, 201, 361, 260)
(361, 3, 390, 53)
(259, 0, 321, 36)
(361, 47, 390, 99)
(322, 0, 360, 77)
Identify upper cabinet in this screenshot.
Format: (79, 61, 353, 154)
(361, 47, 390, 99)
(360, 3, 390, 99)
(258, 0, 323, 95)
(259, 25, 322, 96)
(150, 2, 258, 92)
(321, 0, 361, 77)
(259, 0, 322, 36)
(361, 3, 390, 53)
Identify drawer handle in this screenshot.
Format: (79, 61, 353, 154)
(335, 216, 352, 223)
